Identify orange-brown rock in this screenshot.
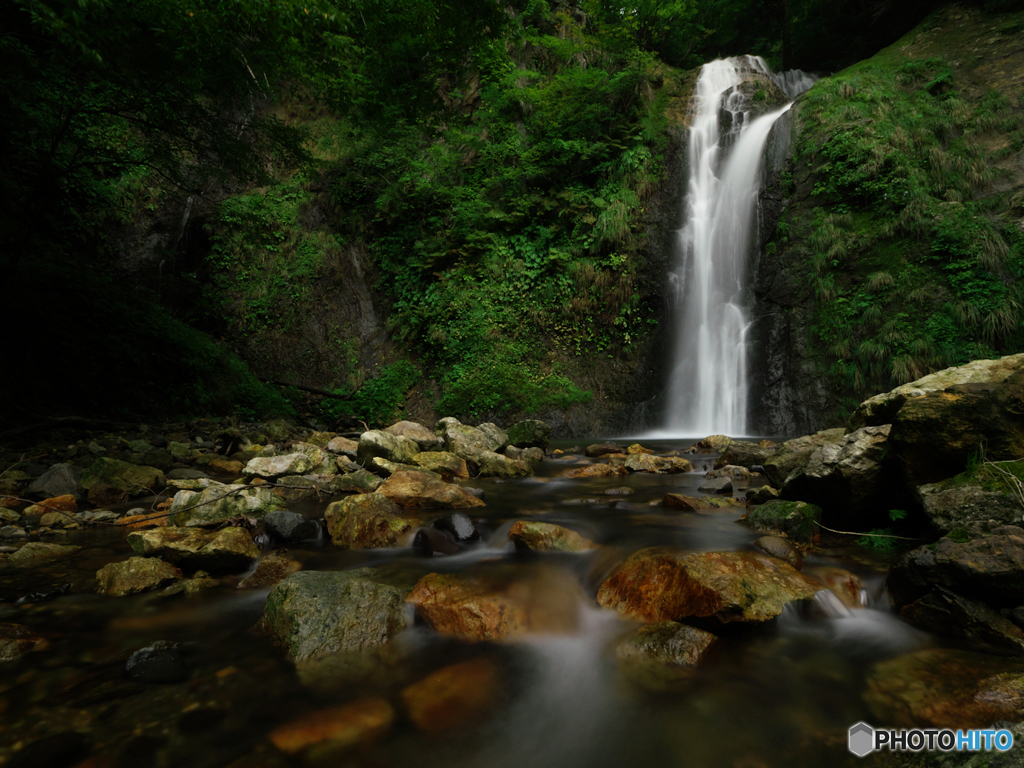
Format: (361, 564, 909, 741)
(120, 511, 170, 529)
(406, 566, 584, 641)
(804, 566, 864, 609)
(378, 470, 485, 509)
(400, 657, 500, 732)
(24, 494, 77, 517)
(616, 621, 718, 667)
(209, 459, 244, 475)
(597, 548, 821, 623)
(269, 698, 394, 754)
(238, 551, 302, 589)
(323, 493, 412, 549)
(508, 521, 598, 552)
(563, 463, 627, 479)
(626, 444, 654, 455)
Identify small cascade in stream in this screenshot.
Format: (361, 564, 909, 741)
(663, 56, 815, 437)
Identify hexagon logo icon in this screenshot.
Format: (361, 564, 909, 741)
(849, 722, 874, 757)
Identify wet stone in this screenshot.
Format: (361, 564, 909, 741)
(125, 640, 187, 684)
(269, 698, 394, 754)
(264, 510, 320, 543)
(0, 622, 49, 661)
(96, 556, 182, 596)
(432, 511, 478, 543)
(238, 551, 303, 589)
(753, 536, 803, 569)
(508, 521, 598, 552)
(697, 476, 733, 494)
(400, 657, 501, 732)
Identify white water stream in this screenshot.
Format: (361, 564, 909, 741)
(664, 56, 815, 437)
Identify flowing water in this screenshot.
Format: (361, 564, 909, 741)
(0, 440, 934, 768)
(665, 57, 816, 437)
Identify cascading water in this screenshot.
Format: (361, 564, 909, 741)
(664, 56, 815, 436)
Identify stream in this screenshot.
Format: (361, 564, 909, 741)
(0, 438, 933, 768)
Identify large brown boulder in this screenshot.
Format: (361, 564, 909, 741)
(323, 493, 412, 548)
(400, 657, 500, 732)
(406, 566, 584, 641)
(848, 353, 1024, 486)
(378, 471, 485, 509)
(596, 548, 820, 624)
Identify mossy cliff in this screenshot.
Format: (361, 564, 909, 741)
(751, 2, 1024, 434)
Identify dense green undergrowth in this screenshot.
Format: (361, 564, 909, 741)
(786, 7, 1024, 419)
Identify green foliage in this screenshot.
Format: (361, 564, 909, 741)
(856, 510, 911, 551)
(794, 49, 1024, 404)
(319, 8, 670, 418)
(320, 361, 420, 427)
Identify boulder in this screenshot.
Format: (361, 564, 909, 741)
(26, 464, 80, 500)
(367, 456, 426, 478)
(357, 430, 421, 466)
(400, 657, 500, 733)
(584, 442, 622, 458)
(79, 458, 165, 504)
(596, 548, 820, 624)
(411, 451, 469, 480)
(563, 463, 628, 479)
(243, 453, 315, 479)
(168, 482, 278, 527)
(626, 443, 654, 455)
(7, 542, 79, 566)
(385, 420, 442, 451)
(780, 425, 893, 525)
(804, 566, 864, 609)
(0, 623, 49, 661)
(508, 521, 598, 552)
(378, 471, 485, 509)
(887, 524, 1024, 608)
(713, 441, 776, 470)
(325, 436, 359, 457)
(848, 353, 1024, 486)
(128, 527, 259, 571)
(865, 648, 1024, 728)
(473, 450, 532, 478)
(744, 500, 822, 544)
(615, 622, 718, 669)
(260, 569, 408, 663)
(96, 557, 182, 596)
(269, 698, 394, 754)
(697, 476, 733, 494)
(761, 428, 846, 488)
(706, 465, 750, 480)
(506, 420, 551, 450)
(624, 454, 693, 473)
(209, 459, 244, 475)
(477, 423, 509, 452)
(753, 536, 802, 569)
(238, 551, 303, 589)
(663, 494, 741, 512)
(434, 418, 501, 458)
(406, 566, 584, 640)
(264, 510, 320, 543)
(900, 587, 1024, 656)
(329, 468, 383, 494)
(916, 461, 1024, 534)
(746, 485, 780, 505)
(695, 435, 732, 451)
(323, 493, 412, 548)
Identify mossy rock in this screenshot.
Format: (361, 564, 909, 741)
(745, 500, 822, 544)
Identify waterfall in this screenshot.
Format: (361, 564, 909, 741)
(663, 56, 815, 437)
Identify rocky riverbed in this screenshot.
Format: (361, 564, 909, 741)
(3, 355, 1024, 768)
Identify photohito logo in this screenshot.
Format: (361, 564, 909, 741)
(848, 723, 1015, 756)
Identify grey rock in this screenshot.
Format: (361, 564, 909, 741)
(26, 464, 81, 500)
(697, 476, 733, 494)
(432, 512, 478, 543)
(264, 510, 320, 543)
(259, 569, 408, 663)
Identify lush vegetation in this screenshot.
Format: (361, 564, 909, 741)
(782, 5, 1024, 418)
(2, 0, 1013, 428)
